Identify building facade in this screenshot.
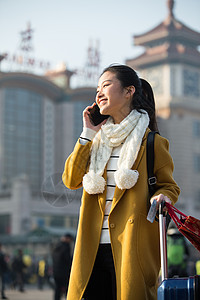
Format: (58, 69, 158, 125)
(0, 67, 96, 236)
(126, 0, 200, 217)
(0, 0, 199, 241)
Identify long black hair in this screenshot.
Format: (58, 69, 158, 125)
(101, 64, 159, 132)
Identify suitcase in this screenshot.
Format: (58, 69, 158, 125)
(157, 202, 200, 300)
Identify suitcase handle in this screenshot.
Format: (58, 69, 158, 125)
(159, 201, 168, 281)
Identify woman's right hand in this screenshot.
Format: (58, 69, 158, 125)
(83, 103, 107, 132)
(150, 194, 172, 213)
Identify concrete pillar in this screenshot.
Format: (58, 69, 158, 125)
(11, 174, 31, 235)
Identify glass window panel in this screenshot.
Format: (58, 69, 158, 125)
(3, 87, 43, 192)
(194, 154, 200, 173)
(0, 215, 11, 234)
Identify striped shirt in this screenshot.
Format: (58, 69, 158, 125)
(100, 144, 122, 243)
(80, 128, 122, 244)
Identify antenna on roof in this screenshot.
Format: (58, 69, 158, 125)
(167, 0, 175, 18)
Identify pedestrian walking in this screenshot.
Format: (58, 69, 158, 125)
(37, 257, 48, 290)
(11, 249, 26, 292)
(0, 243, 8, 299)
(52, 234, 73, 300)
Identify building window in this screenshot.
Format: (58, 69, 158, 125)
(65, 215, 78, 229)
(183, 69, 200, 97)
(0, 214, 10, 234)
(193, 121, 200, 137)
(194, 154, 200, 173)
(50, 216, 65, 227)
(3, 88, 43, 191)
(70, 216, 78, 229)
(170, 67, 176, 96)
(194, 190, 200, 209)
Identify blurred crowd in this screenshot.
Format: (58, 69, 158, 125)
(0, 231, 200, 300)
(0, 233, 74, 300)
(0, 243, 54, 299)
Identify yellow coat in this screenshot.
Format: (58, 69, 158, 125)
(62, 129, 180, 300)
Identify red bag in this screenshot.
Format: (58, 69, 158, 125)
(165, 202, 200, 252)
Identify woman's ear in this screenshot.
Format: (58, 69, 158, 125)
(126, 86, 135, 97)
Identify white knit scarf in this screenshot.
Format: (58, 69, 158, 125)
(83, 109, 149, 194)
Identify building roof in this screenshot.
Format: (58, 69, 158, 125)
(0, 71, 64, 101)
(134, 18, 200, 47)
(127, 0, 200, 69)
(126, 41, 200, 69)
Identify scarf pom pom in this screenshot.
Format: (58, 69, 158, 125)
(115, 169, 139, 190)
(83, 172, 106, 194)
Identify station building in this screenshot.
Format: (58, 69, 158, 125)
(127, 0, 200, 218)
(0, 66, 96, 238)
(0, 1, 199, 253)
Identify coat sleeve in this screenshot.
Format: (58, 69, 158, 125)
(152, 134, 180, 205)
(62, 139, 92, 190)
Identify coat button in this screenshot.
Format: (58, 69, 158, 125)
(128, 218, 134, 224)
(110, 223, 115, 228)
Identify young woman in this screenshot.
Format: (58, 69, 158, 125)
(62, 64, 180, 300)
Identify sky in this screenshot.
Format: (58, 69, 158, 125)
(0, 0, 200, 87)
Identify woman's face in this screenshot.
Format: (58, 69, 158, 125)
(96, 71, 134, 123)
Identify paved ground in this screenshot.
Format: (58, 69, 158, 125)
(4, 287, 59, 300)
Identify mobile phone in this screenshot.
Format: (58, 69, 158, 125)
(89, 104, 109, 126)
(147, 199, 157, 223)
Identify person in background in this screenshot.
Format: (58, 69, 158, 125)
(196, 259, 200, 275)
(11, 249, 26, 292)
(167, 227, 189, 278)
(37, 256, 48, 290)
(0, 243, 8, 299)
(52, 234, 73, 300)
(62, 64, 180, 299)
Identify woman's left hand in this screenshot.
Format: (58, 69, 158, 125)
(150, 193, 171, 212)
